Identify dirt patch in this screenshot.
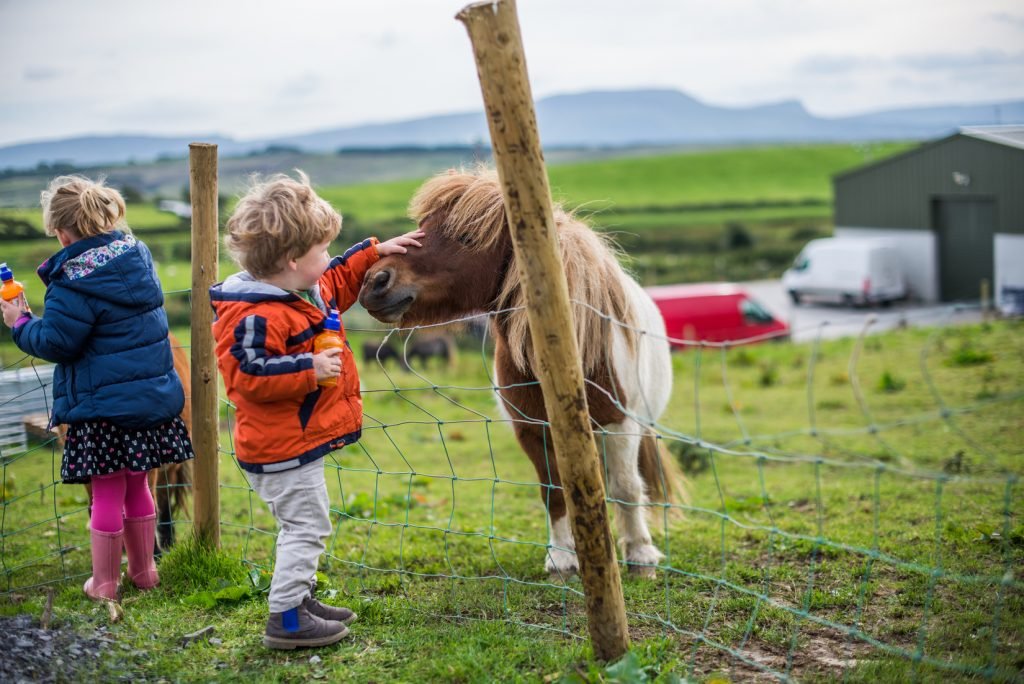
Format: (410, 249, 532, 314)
(686, 626, 870, 683)
(790, 627, 868, 676)
(0, 613, 127, 683)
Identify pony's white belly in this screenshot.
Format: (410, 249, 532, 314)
(610, 275, 672, 427)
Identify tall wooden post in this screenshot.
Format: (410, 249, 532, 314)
(189, 143, 220, 548)
(457, 0, 630, 661)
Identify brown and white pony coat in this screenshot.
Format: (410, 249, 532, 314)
(359, 168, 681, 577)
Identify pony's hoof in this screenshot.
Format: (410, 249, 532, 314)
(547, 569, 579, 582)
(627, 563, 657, 579)
(625, 543, 663, 579)
(545, 548, 579, 579)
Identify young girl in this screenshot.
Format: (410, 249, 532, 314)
(0, 175, 194, 602)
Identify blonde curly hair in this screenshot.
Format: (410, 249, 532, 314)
(225, 171, 341, 278)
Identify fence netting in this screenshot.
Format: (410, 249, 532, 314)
(2, 292, 1021, 682)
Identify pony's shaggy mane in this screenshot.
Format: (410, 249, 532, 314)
(409, 168, 636, 375)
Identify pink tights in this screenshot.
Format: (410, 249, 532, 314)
(90, 469, 155, 533)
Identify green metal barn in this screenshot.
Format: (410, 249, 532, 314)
(832, 125, 1024, 305)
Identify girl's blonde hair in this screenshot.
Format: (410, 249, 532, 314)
(40, 175, 128, 238)
(225, 171, 341, 278)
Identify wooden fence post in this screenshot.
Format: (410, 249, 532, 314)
(189, 143, 220, 548)
(456, 0, 630, 661)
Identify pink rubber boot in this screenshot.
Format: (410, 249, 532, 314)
(83, 528, 123, 601)
(124, 514, 160, 589)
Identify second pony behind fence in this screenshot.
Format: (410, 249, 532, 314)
(362, 333, 457, 371)
(359, 167, 685, 578)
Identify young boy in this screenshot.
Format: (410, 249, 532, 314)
(211, 172, 422, 649)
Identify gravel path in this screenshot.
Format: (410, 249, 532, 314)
(0, 614, 122, 683)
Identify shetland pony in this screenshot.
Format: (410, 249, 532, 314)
(358, 168, 683, 577)
(362, 339, 405, 369)
(407, 333, 456, 370)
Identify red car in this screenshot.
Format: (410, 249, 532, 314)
(646, 283, 789, 348)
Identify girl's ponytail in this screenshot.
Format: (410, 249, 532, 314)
(42, 175, 128, 239)
(78, 184, 126, 236)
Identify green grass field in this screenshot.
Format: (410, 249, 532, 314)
(2, 319, 1021, 682)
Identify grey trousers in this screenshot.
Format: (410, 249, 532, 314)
(245, 459, 332, 614)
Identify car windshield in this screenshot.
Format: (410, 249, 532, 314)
(740, 298, 775, 325)
(791, 253, 809, 271)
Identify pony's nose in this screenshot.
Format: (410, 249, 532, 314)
(369, 268, 393, 295)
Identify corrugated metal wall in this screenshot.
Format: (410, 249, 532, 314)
(834, 136, 1024, 233)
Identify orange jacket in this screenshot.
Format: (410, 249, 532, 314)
(210, 238, 379, 473)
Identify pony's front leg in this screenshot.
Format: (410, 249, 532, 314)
(545, 510, 578, 579)
(512, 422, 579, 578)
(600, 421, 664, 578)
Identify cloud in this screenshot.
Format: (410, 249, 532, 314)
(22, 66, 63, 81)
(796, 55, 868, 76)
(100, 98, 222, 133)
(990, 12, 1024, 29)
(899, 50, 1024, 70)
(797, 49, 1024, 75)
(3, 0, 1023, 146)
(278, 71, 323, 100)
(374, 31, 398, 49)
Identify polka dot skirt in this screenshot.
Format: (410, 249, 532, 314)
(61, 416, 195, 484)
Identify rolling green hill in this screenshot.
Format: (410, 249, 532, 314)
(0, 141, 914, 304)
(315, 142, 911, 228)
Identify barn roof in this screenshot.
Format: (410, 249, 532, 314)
(834, 125, 1024, 182)
(960, 125, 1024, 151)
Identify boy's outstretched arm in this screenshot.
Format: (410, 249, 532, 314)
(322, 230, 423, 311)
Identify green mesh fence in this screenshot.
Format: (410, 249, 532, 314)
(2, 296, 1021, 682)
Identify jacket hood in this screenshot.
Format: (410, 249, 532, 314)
(37, 231, 164, 308)
(211, 272, 329, 314)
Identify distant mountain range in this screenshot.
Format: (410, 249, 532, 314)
(2, 89, 1022, 170)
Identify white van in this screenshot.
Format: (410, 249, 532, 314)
(783, 238, 906, 306)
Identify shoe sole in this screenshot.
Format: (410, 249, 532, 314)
(263, 625, 350, 650)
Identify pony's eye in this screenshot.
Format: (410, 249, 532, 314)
(456, 233, 474, 247)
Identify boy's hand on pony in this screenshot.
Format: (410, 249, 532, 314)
(313, 347, 343, 382)
(377, 230, 425, 257)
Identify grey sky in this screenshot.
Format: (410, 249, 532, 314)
(1, 0, 1022, 147)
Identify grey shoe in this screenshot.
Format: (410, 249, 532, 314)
(264, 603, 348, 650)
(304, 595, 357, 625)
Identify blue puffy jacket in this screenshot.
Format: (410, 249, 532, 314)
(13, 230, 185, 429)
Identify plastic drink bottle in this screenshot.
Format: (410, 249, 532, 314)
(0, 263, 25, 303)
(314, 309, 344, 387)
